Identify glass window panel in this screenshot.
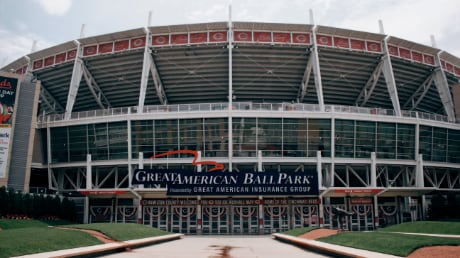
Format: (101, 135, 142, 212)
(377, 122, 396, 159)
(419, 126, 432, 161)
(68, 125, 87, 162)
(309, 119, 331, 157)
(131, 120, 154, 159)
(233, 118, 255, 157)
(203, 118, 228, 157)
(448, 129, 460, 163)
(282, 118, 306, 157)
(88, 123, 109, 160)
(179, 119, 203, 154)
(108, 122, 128, 159)
(50, 127, 68, 163)
(258, 118, 282, 157)
(155, 120, 178, 156)
(335, 119, 354, 158)
(432, 127, 447, 162)
(355, 121, 375, 158)
(396, 124, 415, 160)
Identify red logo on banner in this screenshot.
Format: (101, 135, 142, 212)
(151, 150, 224, 172)
(273, 32, 290, 43)
(388, 45, 398, 56)
(55, 53, 66, 64)
(131, 37, 146, 49)
(350, 39, 365, 50)
(209, 31, 227, 42)
(99, 42, 113, 54)
(190, 32, 207, 43)
(316, 35, 332, 46)
(153, 35, 169, 45)
(83, 45, 97, 56)
(334, 36, 349, 48)
(44, 56, 55, 67)
(399, 48, 411, 59)
(455, 66, 460, 76)
(33, 60, 43, 70)
(171, 34, 188, 45)
(253, 32, 271, 42)
(423, 54, 434, 65)
(234, 31, 252, 42)
(67, 49, 77, 60)
(412, 51, 422, 62)
(366, 41, 382, 53)
(114, 40, 129, 51)
(292, 33, 310, 44)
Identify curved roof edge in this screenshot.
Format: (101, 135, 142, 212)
(1, 21, 460, 72)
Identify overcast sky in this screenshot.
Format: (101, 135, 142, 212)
(1, 0, 460, 67)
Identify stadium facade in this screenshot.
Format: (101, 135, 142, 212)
(1, 20, 460, 234)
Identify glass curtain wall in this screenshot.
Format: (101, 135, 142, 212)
(49, 118, 460, 164)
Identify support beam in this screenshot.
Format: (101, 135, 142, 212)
(433, 51, 456, 122)
(81, 64, 111, 109)
(310, 27, 325, 111)
(402, 73, 434, 110)
(355, 60, 383, 106)
(381, 38, 402, 116)
(138, 29, 152, 113)
(298, 52, 314, 102)
(39, 86, 65, 114)
(149, 54, 168, 104)
(64, 41, 83, 120)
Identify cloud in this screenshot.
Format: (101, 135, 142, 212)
(35, 0, 72, 16)
(0, 28, 53, 67)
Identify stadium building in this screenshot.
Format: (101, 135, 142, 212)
(1, 18, 460, 234)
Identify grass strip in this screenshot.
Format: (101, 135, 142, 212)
(379, 221, 460, 235)
(318, 231, 460, 257)
(281, 227, 318, 236)
(63, 222, 171, 241)
(0, 227, 102, 258)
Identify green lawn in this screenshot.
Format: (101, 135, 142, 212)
(286, 221, 460, 257)
(0, 220, 170, 258)
(319, 231, 460, 257)
(281, 226, 318, 236)
(64, 222, 171, 241)
(0, 226, 102, 258)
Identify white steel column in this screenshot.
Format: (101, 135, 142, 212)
(416, 154, 424, 187)
(371, 152, 376, 187)
(86, 154, 92, 189)
(64, 41, 83, 120)
(258, 150, 263, 172)
(127, 118, 132, 187)
(228, 4, 233, 171)
(310, 26, 325, 111)
(139, 152, 144, 170)
(381, 37, 402, 116)
(138, 28, 151, 113)
(433, 51, 456, 122)
(316, 151, 322, 188)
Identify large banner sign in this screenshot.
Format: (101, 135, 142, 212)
(132, 169, 318, 196)
(0, 75, 17, 178)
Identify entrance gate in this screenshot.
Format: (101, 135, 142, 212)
(293, 205, 318, 228)
(263, 206, 289, 233)
(350, 204, 374, 231)
(232, 206, 259, 234)
(143, 206, 168, 231)
(171, 206, 197, 234)
(202, 206, 229, 234)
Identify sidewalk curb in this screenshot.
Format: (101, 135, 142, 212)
(13, 233, 184, 258)
(272, 233, 402, 258)
(272, 233, 360, 258)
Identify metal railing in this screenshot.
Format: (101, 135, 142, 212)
(37, 102, 453, 125)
